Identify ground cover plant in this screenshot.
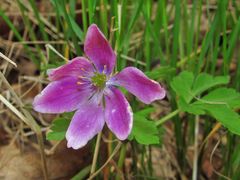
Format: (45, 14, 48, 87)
(0, 0, 240, 179)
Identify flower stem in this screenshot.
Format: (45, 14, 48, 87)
(88, 141, 122, 180)
(155, 109, 180, 126)
(90, 131, 102, 175)
(116, 143, 126, 180)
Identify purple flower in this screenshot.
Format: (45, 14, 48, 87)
(33, 24, 166, 149)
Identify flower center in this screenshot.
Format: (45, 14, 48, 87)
(91, 73, 107, 89)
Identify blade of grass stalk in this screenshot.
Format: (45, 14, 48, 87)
(226, 16, 240, 68)
(171, 0, 181, 67)
(121, 0, 143, 45)
(0, 7, 39, 65)
(143, 0, 151, 71)
(153, 0, 169, 61)
(69, 0, 77, 18)
(54, 0, 83, 55)
(235, 52, 240, 91)
(142, 7, 165, 65)
(88, 0, 97, 24)
(100, 0, 108, 36)
(0, 52, 17, 67)
(220, 0, 228, 75)
(0, 9, 22, 40)
(0, 72, 48, 179)
(29, 0, 49, 41)
(45, 44, 68, 62)
(0, 94, 29, 126)
(72, 165, 91, 180)
(114, 1, 121, 52)
(186, 0, 198, 57)
(195, 6, 219, 73)
(17, 0, 47, 65)
(81, 0, 88, 34)
(119, 0, 143, 69)
(210, 30, 221, 74)
(179, 0, 189, 60)
(192, 115, 199, 180)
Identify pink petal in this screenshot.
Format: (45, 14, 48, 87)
(33, 77, 92, 113)
(84, 24, 116, 74)
(113, 67, 166, 104)
(47, 57, 94, 81)
(66, 102, 105, 149)
(104, 87, 133, 140)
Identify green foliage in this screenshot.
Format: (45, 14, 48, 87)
(145, 66, 176, 80)
(171, 71, 240, 135)
(129, 108, 161, 145)
(171, 71, 229, 103)
(47, 117, 71, 141)
(1, 0, 240, 177)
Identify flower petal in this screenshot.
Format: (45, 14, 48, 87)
(113, 67, 166, 104)
(33, 77, 92, 113)
(84, 24, 116, 74)
(104, 87, 133, 140)
(47, 57, 94, 81)
(66, 103, 105, 149)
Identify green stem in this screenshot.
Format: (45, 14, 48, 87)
(90, 131, 102, 175)
(116, 143, 126, 180)
(88, 141, 122, 180)
(155, 109, 180, 126)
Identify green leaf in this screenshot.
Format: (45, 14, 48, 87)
(201, 104, 240, 136)
(171, 71, 229, 103)
(51, 118, 70, 132)
(192, 73, 229, 97)
(171, 71, 240, 136)
(47, 131, 66, 141)
(178, 98, 205, 115)
(135, 107, 155, 116)
(194, 88, 240, 109)
(131, 114, 159, 145)
(46, 117, 70, 141)
(170, 71, 194, 102)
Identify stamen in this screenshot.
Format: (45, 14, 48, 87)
(78, 75, 88, 79)
(103, 65, 107, 73)
(77, 81, 83, 85)
(80, 68, 87, 72)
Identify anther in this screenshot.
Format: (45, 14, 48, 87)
(78, 75, 86, 79)
(80, 68, 87, 72)
(103, 65, 107, 72)
(77, 82, 82, 85)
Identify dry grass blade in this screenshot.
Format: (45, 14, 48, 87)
(0, 52, 17, 67)
(210, 137, 231, 180)
(0, 71, 48, 180)
(0, 94, 28, 125)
